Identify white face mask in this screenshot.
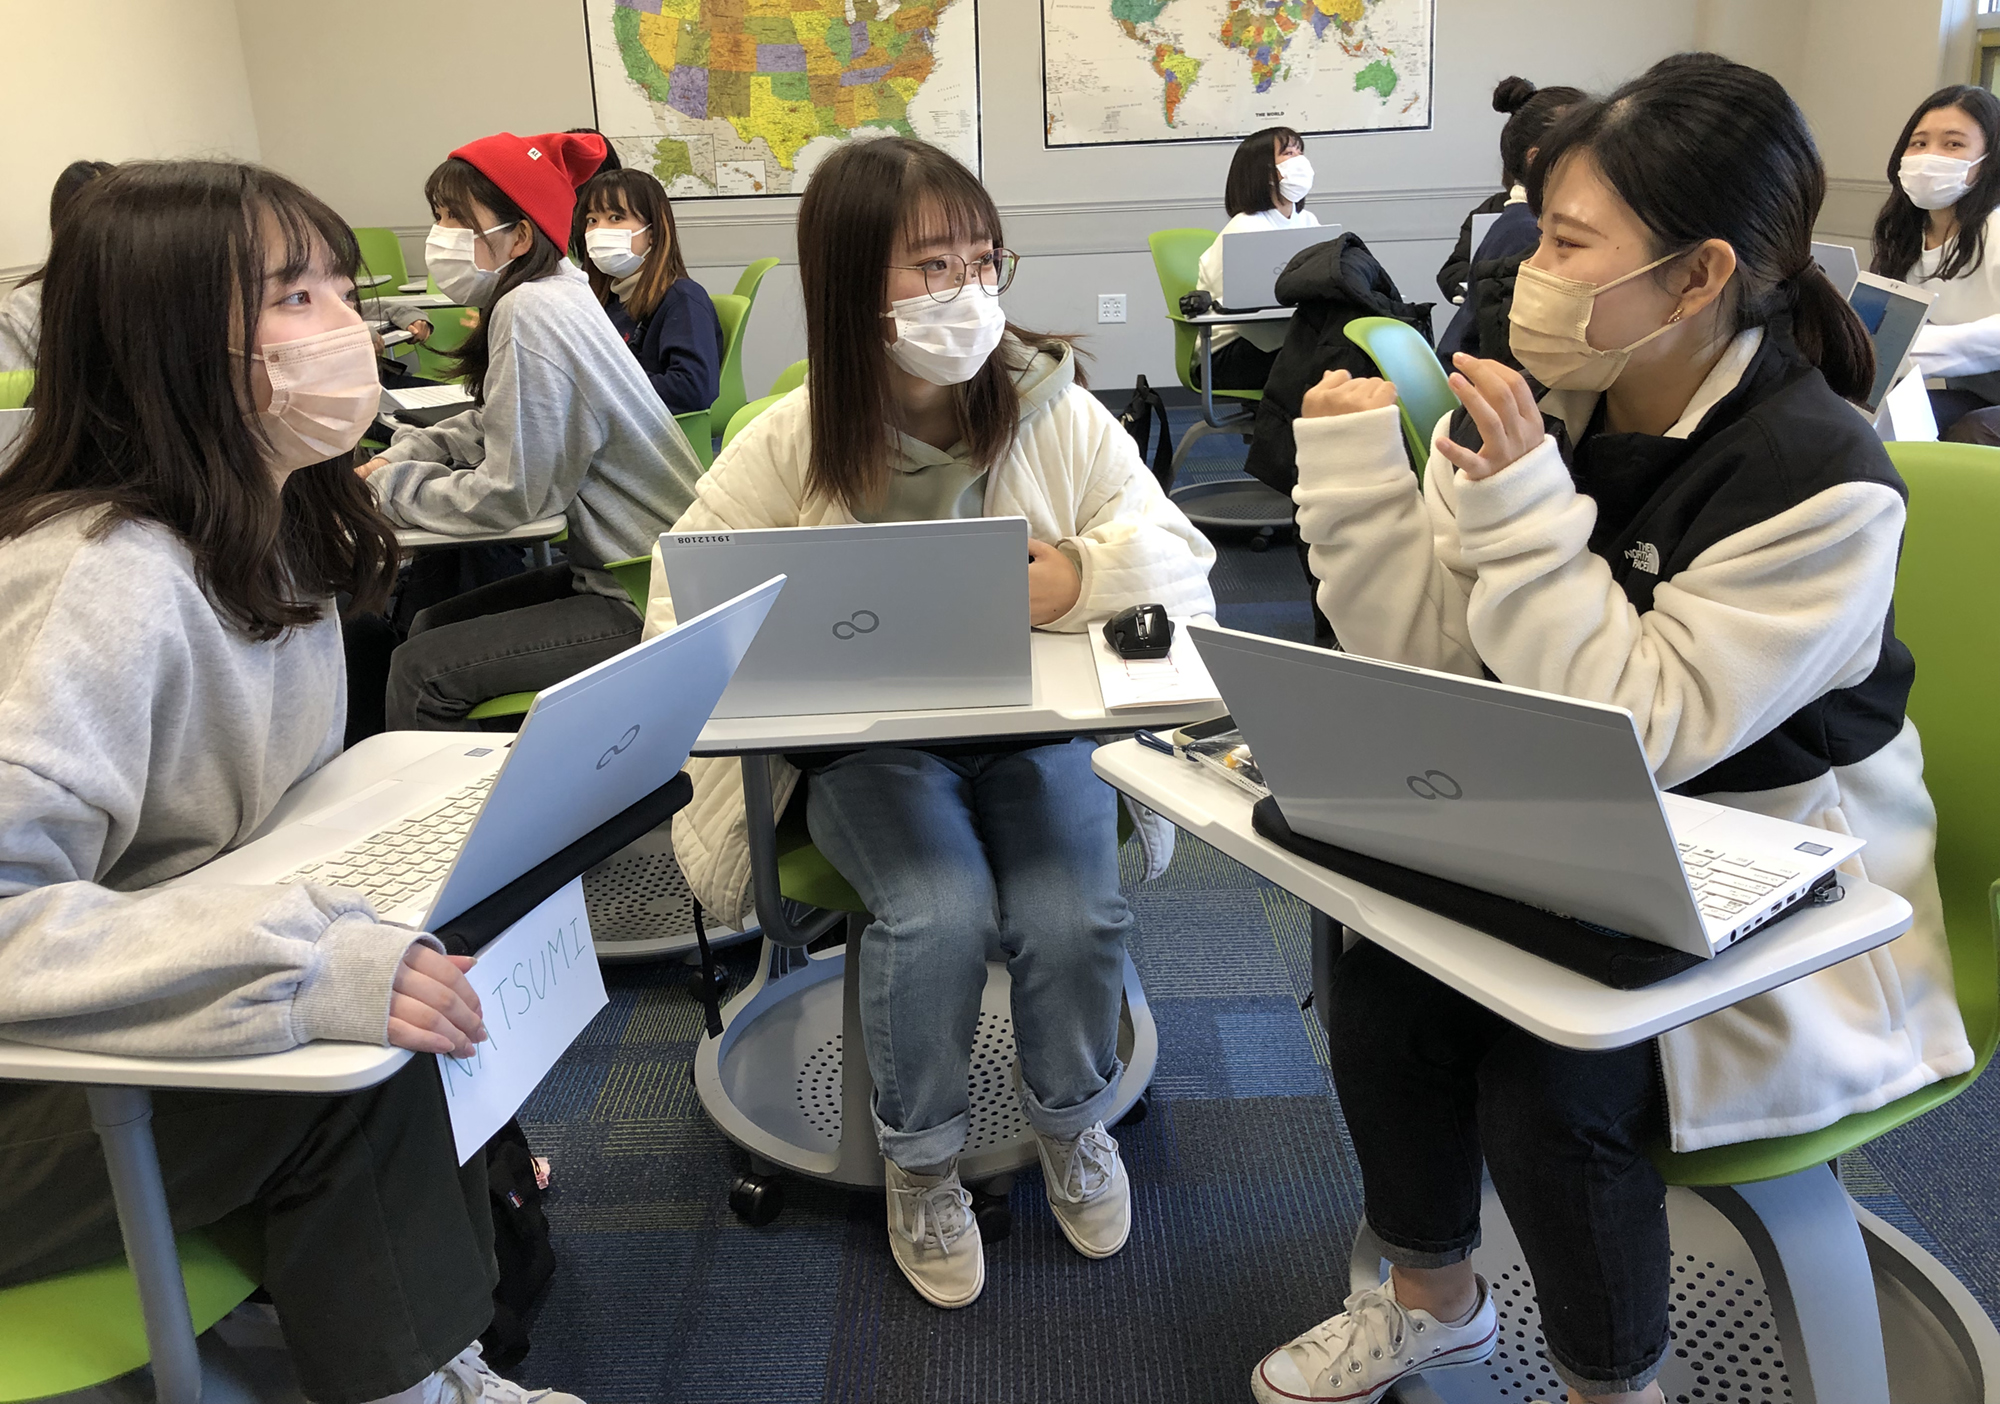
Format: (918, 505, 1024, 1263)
(585, 226, 650, 280)
(251, 322, 381, 473)
(884, 289, 1007, 385)
(1900, 152, 1984, 211)
(425, 222, 516, 305)
(1277, 154, 1314, 205)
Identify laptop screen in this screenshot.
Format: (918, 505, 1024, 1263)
(1849, 276, 1933, 414)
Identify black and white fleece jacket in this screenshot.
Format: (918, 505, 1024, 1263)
(1294, 324, 1973, 1152)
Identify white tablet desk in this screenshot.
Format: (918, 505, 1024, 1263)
(1090, 736, 1914, 1050)
(393, 514, 569, 569)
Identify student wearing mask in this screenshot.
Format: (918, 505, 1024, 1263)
(361, 131, 705, 730)
(1195, 126, 1319, 390)
(642, 138, 1215, 1310)
(575, 167, 725, 415)
(1252, 60, 1969, 1404)
(1870, 84, 2000, 440)
(0, 159, 114, 373)
(0, 160, 584, 1404)
(1435, 76, 1583, 363)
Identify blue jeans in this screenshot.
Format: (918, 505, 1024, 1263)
(804, 739, 1131, 1168)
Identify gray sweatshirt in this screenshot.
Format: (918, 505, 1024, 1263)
(0, 281, 39, 374)
(0, 513, 428, 1056)
(372, 262, 703, 596)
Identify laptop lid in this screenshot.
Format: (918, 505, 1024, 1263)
(1219, 224, 1339, 309)
(1187, 622, 1712, 952)
(1849, 271, 1937, 414)
(658, 517, 1033, 719)
(425, 575, 783, 925)
(1810, 241, 1862, 300)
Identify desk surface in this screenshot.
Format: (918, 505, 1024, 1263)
(394, 515, 568, 551)
(1092, 738, 1914, 1050)
(691, 630, 1224, 755)
(0, 1039, 411, 1095)
(1183, 308, 1293, 324)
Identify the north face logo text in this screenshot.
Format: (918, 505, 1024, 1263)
(1624, 542, 1661, 575)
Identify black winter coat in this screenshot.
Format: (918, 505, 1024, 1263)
(1242, 233, 1433, 494)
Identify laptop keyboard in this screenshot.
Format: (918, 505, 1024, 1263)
(280, 776, 495, 912)
(1678, 842, 1804, 923)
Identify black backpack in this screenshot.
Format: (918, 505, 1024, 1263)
(1119, 374, 1175, 492)
(479, 1118, 557, 1371)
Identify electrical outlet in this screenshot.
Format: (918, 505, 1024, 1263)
(1097, 293, 1127, 324)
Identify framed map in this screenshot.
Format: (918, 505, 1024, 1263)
(1042, 0, 1433, 149)
(586, 0, 980, 199)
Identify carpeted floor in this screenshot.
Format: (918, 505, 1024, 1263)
(510, 410, 2000, 1403)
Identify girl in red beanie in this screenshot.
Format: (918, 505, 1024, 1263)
(360, 131, 705, 730)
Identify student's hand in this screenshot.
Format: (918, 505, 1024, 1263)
(387, 946, 487, 1057)
(1300, 369, 1399, 420)
(1434, 353, 1545, 482)
(407, 318, 433, 342)
(356, 457, 389, 480)
(1027, 537, 1082, 627)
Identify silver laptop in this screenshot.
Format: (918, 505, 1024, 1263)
(1189, 623, 1864, 958)
(1811, 240, 1862, 300)
(1219, 223, 1340, 309)
(658, 517, 1032, 718)
(175, 576, 784, 928)
(1849, 270, 1938, 415)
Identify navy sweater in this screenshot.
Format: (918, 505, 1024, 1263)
(605, 278, 725, 415)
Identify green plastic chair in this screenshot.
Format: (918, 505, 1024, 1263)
(770, 359, 808, 396)
(1657, 439, 2000, 1190)
(708, 293, 754, 438)
(351, 227, 410, 303)
(733, 257, 779, 302)
(0, 369, 31, 410)
(0, 1223, 256, 1402)
(674, 408, 713, 470)
(1148, 227, 1263, 434)
(1343, 315, 1460, 475)
(413, 307, 477, 382)
(723, 393, 784, 450)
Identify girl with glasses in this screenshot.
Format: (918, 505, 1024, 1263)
(640, 136, 1215, 1309)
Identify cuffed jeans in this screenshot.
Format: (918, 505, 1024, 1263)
(0, 1059, 496, 1404)
(385, 564, 642, 730)
(1329, 940, 1672, 1396)
(804, 739, 1131, 1168)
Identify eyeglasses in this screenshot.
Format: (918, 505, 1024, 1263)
(887, 248, 1020, 303)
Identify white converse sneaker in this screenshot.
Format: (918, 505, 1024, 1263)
(419, 1343, 585, 1404)
(1250, 1275, 1497, 1403)
(883, 1157, 985, 1308)
(1034, 1122, 1131, 1259)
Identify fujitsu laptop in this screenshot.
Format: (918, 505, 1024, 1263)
(174, 576, 784, 928)
(1219, 223, 1340, 309)
(658, 517, 1032, 718)
(1849, 270, 1938, 415)
(1189, 623, 1864, 958)
(1810, 241, 1862, 300)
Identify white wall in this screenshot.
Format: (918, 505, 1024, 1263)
(0, 0, 260, 274)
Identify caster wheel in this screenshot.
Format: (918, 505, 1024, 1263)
(728, 1173, 784, 1226)
(688, 967, 729, 1003)
(1118, 1093, 1150, 1127)
(971, 1192, 1012, 1244)
(1248, 534, 1271, 553)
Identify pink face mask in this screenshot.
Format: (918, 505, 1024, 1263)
(252, 322, 380, 472)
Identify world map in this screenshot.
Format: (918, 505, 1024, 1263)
(1042, 0, 1432, 148)
(587, 0, 980, 198)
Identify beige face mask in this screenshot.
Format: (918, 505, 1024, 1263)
(252, 322, 380, 472)
(1508, 250, 1689, 393)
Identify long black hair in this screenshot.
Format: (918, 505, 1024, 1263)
(573, 167, 688, 320)
(1223, 127, 1305, 217)
(1870, 85, 2000, 283)
(1529, 55, 1874, 403)
(0, 161, 398, 638)
(1491, 77, 1583, 189)
(19, 160, 115, 290)
(423, 157, 564, 402)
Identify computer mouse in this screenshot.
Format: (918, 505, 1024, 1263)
(1104, 604, 1175, 660)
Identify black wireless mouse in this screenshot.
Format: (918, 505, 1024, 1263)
(1104, 603, 1175, 660)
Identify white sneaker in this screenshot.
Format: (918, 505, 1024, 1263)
(1250, 1275, 1497, 1403)
(883, 1157, 985, 1308)
(1034, 1122, 1131, 1259)
(420, 1344, 586, 1404)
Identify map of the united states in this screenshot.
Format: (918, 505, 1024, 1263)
(592, 0, 979, 198)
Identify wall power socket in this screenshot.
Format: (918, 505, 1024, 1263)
(1097, 293, 1127, 324)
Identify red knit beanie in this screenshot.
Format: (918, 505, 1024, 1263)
(448, 131, 608, 246)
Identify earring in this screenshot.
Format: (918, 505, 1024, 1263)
(1668, 307, 1685, 325)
